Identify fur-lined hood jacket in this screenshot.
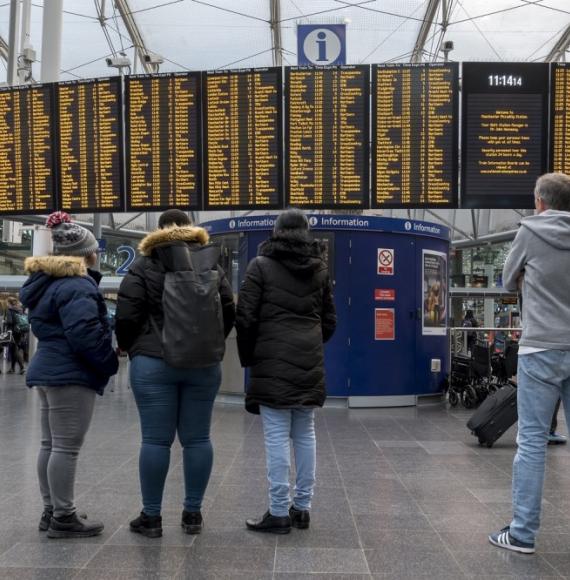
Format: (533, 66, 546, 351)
(19, 255, 118, 393)
(114, 224, 236, 358)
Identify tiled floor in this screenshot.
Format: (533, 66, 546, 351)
(1, 363, 570, 579)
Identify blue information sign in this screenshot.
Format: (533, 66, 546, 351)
(297, 24, 346, 66)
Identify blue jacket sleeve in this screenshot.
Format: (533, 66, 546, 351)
(55, 279, 119, 378)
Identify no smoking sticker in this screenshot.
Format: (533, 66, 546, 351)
(377, 248, 394, 275)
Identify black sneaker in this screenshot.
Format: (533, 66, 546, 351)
(181, 510, 203, 535)
(39, 509, 53, 531)
(489, 526, 535, 554)
(129, 512, 162, 538)
(289, 506, 310, 529)
(246, 511, 291, 535)
(47, 512, 104, 539)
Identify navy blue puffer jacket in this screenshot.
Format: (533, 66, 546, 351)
(19, 256, 119, 394)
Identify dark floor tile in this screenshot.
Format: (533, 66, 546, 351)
(277, 527, 360, 548)
(275, 548, 369, 575)
(355, 511, 433, 532)
(74, 571, 176, 580)
(177, 571, 272, 580)
(455, 550, 560, 577)
(359, 528, 445, 550)
(85, 545, 187, 572)
(182, 545, 275, 573)
(0, 569, 78, 580)
(192, 528, 277, 548)
(106, 525, 197, 547)
(0, 542, 101, 569)
(542, 553, 570, 576)
(274, 575, 371, 580)
(365, 547, 464, 577)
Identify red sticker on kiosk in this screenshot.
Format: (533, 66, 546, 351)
(375, 289, 395, 301)
(377, 248, 394, 275)
(375, 308, 395, 341)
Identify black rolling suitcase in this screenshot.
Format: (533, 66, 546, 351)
(467, 383, 517, 447)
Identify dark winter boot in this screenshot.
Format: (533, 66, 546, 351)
(129, 512, 163, 538)
(181, 510, 203, 535)
(47, 512, 104, 539)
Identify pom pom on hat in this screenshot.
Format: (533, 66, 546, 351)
(46, 211, 71, 229)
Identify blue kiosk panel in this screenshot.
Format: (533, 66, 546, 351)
(203, 215, 450, 407)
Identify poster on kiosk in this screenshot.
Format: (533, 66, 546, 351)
(422, 250, 447, 336)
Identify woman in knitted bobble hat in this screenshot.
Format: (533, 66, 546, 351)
(19, 212, 118, 539)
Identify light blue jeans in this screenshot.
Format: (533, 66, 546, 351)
(510, 350, 570, 544)
(259, 406, 316, 518)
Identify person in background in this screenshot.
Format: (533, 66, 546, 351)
(115, 209, 235, 539)
(236, 209, 337, 535)
(548, 399, 567, 445)
(462, 309, 479, 353)
(6, 296, 27, 374)
(19, 211, 118, 539)
(489, 173, 570, 554)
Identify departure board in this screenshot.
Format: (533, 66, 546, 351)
(286, 66, 369, 209)
(56, 77, 124, 212)
(203, 68, 282, 210)
(126, 72, 202, 211)
(550, 63, 570, 173)
(461, 62, 548, 209)
(372, 63, 458, 208)
(0, 84, 56, 215)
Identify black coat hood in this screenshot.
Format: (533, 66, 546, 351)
(258, 234, 325, 278)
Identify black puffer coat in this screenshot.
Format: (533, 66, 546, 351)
(115, 226, 235, 358)
(236, 233, 337, 414)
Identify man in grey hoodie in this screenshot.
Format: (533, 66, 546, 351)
(489, 173, 570, 554)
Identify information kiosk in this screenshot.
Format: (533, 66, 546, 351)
(203, 214, 451, 407)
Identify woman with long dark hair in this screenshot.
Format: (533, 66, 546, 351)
(236, 209, 337, 534)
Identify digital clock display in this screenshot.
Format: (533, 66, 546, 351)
(488, 75, 522, 87)
(461, 62, 549, 209)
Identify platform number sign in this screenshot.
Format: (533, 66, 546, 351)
(297, 24, 346, 66)
(377, 248, 394, 275)
(116, 245, 136, 276)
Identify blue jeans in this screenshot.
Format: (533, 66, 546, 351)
(130, 355, 221, 516)
(259, 406, 316, 517)
(510, 350, 570, 544)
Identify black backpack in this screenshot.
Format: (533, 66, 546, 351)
(154, 244, 225, 368)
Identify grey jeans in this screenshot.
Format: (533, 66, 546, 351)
(36, 386, 96, 518)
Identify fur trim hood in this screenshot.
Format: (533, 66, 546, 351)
(138, 226, 209, 256)
(24, 256, 87, 277)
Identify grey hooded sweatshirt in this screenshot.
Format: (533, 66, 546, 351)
(502, 209, 570, 351)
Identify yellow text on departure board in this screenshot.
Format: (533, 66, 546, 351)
(0, 87, 54, 214)
(205, 69, 280, 209)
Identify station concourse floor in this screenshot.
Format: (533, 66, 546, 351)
(1, 366, 570, 579)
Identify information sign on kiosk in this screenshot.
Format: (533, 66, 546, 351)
(461, 62, 549, 209)
(372, 63, 459, 209)
(0, 84, 56, 215)
(56, 77, 124, 212)
(126, 72, 202, 211)
(285, 66, 369, 209)
(203, 68, 282, 210)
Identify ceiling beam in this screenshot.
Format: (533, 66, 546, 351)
(410, 0, 441, 63)
(0, 36, 9, 63)
(269, 0, 283, 67)
(545, 24, 570, 62)
(114, 0, 159, 73)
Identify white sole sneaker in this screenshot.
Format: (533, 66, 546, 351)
(489, 533, 535, 554)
